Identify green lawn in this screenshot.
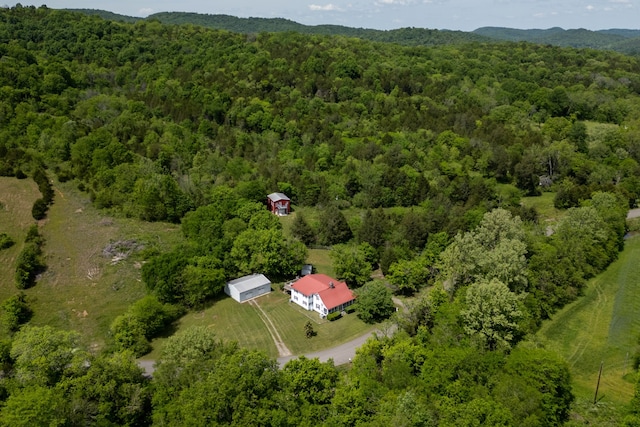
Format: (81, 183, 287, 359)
(306, 248, 334, 276)
(143, 289, 375, 360)
(257, 291, 374, 355)
(537, 235, 640, 421)
(144, 293, 279, 359)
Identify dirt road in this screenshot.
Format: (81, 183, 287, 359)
(277, 323, 395, 367)
(627, 208, 640, 219)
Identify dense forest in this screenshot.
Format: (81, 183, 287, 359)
(1, 4, 640, 425)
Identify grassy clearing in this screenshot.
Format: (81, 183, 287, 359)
(143, 293, 278, 359)
(144, 288, 375, 360)
(306, 248, 334, 276)
(521, 191, 562, 222)
(0, 177, 41, 300)
(0, 177, 184, 349)
(2, 179, 372, 360)
(537, 235, 640, 420)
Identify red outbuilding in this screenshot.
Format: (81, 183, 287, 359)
(267, 192, 291, 216)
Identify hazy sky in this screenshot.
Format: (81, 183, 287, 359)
(12, 1, 639, 31)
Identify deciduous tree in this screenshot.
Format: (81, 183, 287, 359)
(461, 279, 526, 350)
(330, 243, 373, 287)
(356, 280, 395, 324)
(10, 325, 85, 386)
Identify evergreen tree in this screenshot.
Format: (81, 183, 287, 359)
(317, 204, 352, 246)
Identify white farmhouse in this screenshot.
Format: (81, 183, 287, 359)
(290, 274, 356, 317)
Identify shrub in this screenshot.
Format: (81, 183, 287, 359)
(25, 224, 43, 245)
(128, 295, 184, 338)
(0, 163, 13, 176)
(345, 305, 356, 314)
(1, 293, 32, 332)
(15, 243, 43, 290)
(304, 320, 316, 338)
(0, 233, 14, 250)
(110, 295, 183, 356)
(33, 167, 54, 204)
(110, 315, 151, 357)
(54, 167, 72, 183)
(327, 312, 342, 321)
(31, 198, 48, 220)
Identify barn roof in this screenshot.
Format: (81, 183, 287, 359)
(291, 274, 355, 310)
(227, 274, 271, 293)
(267, 192, 290, 202)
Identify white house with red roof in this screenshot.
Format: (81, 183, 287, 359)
(290, 274, 356, 317)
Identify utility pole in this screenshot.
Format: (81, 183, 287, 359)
(594, 361, 604, 404)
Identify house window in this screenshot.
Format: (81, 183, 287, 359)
(294, 295, 298, 301)
(315, 304, 319, 309)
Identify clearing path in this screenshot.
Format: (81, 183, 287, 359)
(627, 208, 640, 219)
(249, 299, 292, 357)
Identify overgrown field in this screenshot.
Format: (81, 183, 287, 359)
(0, 177, 41, 296)
(537, 234, 640, 423)
(0, 177, 184, 349)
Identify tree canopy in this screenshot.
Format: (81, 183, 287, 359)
(1, 6, 639, 425)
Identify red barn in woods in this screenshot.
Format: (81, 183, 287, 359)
(267, 192, 291, 216)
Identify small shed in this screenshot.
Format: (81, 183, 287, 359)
(267, 192, 291, 216)
(301, 264, 314, 277)
(225, 274, 272, 303)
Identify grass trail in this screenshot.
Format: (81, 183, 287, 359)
(537, 235, 640, 411)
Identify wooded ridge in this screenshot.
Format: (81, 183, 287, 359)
(67, 8, 640, 55)
(1, 5, 640, 425)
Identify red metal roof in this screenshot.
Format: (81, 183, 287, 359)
(291, 274, 356, 310)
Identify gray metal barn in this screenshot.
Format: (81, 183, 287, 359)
(225, 274, 272, 303)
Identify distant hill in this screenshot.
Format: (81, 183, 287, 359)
(146, 12, 489, 46)
(64, 9, 640, 54)
(64, 8, 141, 23)
(474, 26, 640, 55)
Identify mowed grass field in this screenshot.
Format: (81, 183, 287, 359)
(0, 177, 184, 349)
(537, 234, 640, 419)
(143, 285, 374, 360)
